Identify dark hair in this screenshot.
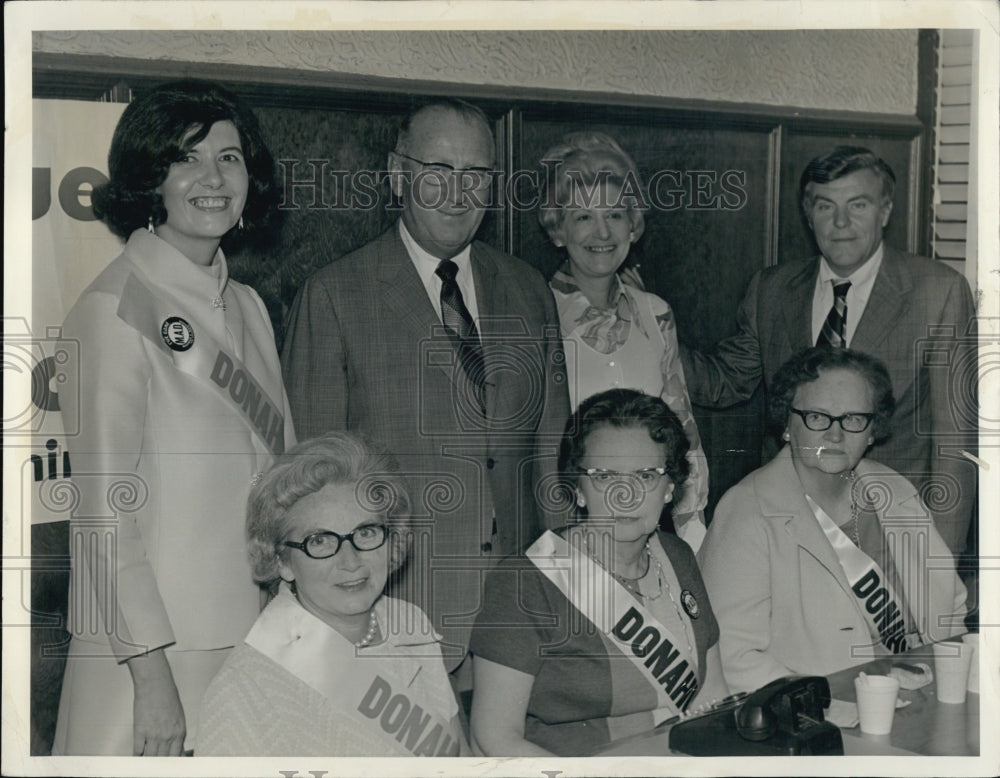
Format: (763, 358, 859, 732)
(92, 80, 279, 251)
(559, 389, 690, 496)
(246, 432, 412, 587)
(395, 98, 494, 157)
(768, 347, 896, 442)
(800, 146, 896, 209)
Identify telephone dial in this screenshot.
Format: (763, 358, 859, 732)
(668, 675, 844, 756)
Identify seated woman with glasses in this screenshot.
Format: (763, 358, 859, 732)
(698, 347, 967, 693)
(197, 432, 467, 756)
(469, 389, 729, 756)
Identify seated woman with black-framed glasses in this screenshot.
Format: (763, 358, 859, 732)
(197, 432, 467, 756)
(698, 347, 967, 693)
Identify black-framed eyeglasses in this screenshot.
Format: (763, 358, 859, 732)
(789, 408, 874, 433)
(282, 524, 388, 560)
(579, 467, 668, 491)
(393, 151, 495, 190)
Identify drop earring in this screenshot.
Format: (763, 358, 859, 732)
(238, 216, 245, 231)
(782, 430, 790, 441)
(147, 216, 155, 234)
(575, 490, 586, 508)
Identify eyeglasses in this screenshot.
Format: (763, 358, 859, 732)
(394, 151, 495, 191)
(282, 524, 388, 560)
(579, 467, 668, 490)
(789, 408, 875, 433)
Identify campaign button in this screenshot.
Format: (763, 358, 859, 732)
(161, 317, 195, 351)
(680, 589, 700, 619)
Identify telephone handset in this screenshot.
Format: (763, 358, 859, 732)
(668, 675, 844, 756)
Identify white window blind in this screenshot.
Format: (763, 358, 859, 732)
(931, 30, 973, 262)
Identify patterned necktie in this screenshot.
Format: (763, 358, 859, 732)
(817, 280, 852, 348)
(436, 260, 486, 411)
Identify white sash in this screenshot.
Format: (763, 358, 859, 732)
(117, 272, 286, 454)
(525, 530, 700, 716)
(806, 495, 921, 654)
(245, 589, 462, 756)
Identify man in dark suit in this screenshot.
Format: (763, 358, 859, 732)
(281, 100, 570, 669)
(682, 146, 977, 558)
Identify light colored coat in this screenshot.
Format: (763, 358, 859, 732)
(52, 230, 294, 753)
(698, 447, 966, 693)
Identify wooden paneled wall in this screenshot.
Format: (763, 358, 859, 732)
(34, 52, 926, 514)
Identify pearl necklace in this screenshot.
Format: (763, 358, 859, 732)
(589, 536, 696, 660)
(613, 546, 664, 601)
(355, 610, 379, 648)
(648, 545, 696, 659)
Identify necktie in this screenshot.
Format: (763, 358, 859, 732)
(817, 280, 852, 348)
(435, 260, 486, 411)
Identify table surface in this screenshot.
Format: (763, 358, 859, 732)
(595, 645, 979, 757)
(827, 648, 979, 756)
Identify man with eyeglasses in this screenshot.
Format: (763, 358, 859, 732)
(281, 99, 570, 676)
(680, 146, 977, 560)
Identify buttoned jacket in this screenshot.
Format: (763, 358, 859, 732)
(697, 447, 966, 693)
(281, 226, 570, 664)
(681, 246, 977, 553)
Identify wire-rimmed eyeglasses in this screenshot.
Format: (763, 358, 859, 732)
(789, 408, 874, 433)
(282, 524, 388, 560)
(394, 151, 495, 191)
(579, 466, 668, 491)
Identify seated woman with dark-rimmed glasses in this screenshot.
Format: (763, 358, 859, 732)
(197, 432, 468, 756)
(698, 347, 967, 693)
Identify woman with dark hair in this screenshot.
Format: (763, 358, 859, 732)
(469, 389, 729, 756)
(698, 347, 966, 693)
(197, 432, 466, 756)
(538, 132, 710, 551)
(52, 80, 294, 755)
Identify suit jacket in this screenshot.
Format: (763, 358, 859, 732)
(697, 447, 966, 693)
(281, 226, 570, 665)
(681, 246, 977, 553)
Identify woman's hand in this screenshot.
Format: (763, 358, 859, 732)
(126, 648, 186, 756)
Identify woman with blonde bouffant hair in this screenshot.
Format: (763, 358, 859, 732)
(538, 131, 710, 551)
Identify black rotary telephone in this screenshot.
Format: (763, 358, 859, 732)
(668, 675, 844, 756)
